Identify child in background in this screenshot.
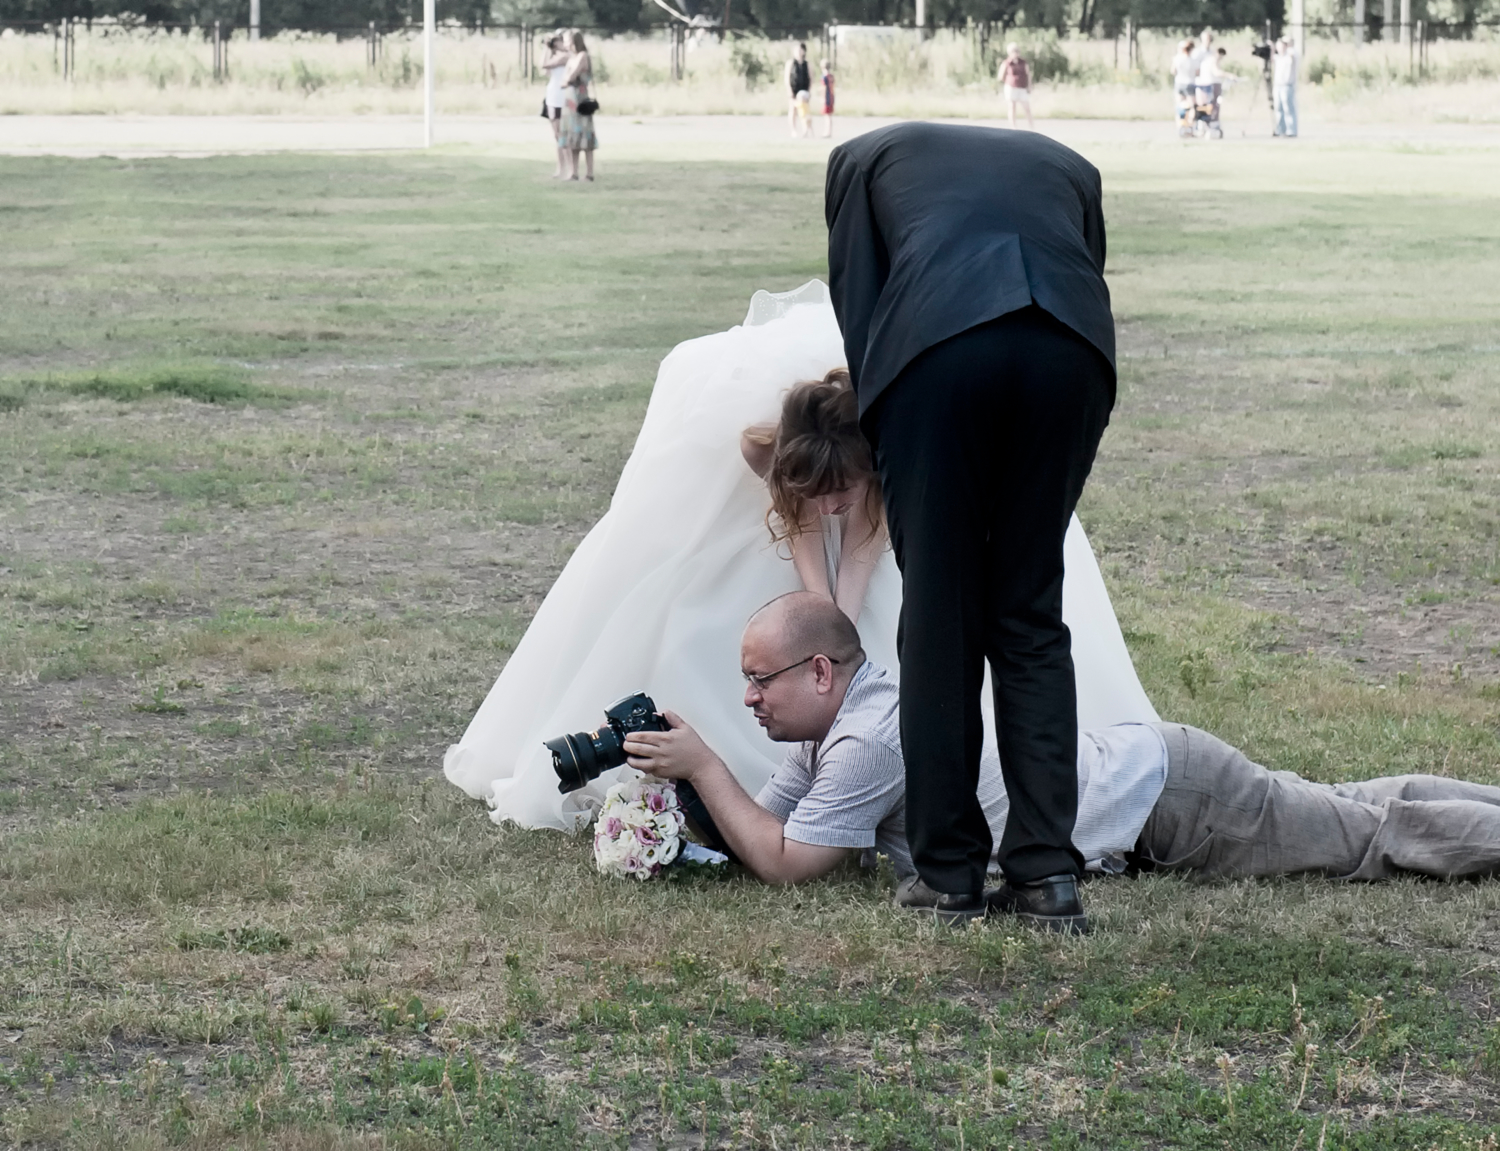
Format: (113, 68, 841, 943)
(820, 59, 835, 138)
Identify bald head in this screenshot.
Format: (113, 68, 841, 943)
(746, 592, 864, 669)
(741, 593, 865, 742)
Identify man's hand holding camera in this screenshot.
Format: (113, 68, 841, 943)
(623, 711, 718, 782)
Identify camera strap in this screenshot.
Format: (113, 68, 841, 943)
(675, 779, 741, 865)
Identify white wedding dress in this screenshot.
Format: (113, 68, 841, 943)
(444, 281, 1157, 830)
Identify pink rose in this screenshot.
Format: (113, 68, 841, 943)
(604, 817, 622, 837)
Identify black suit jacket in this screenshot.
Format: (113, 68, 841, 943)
(825, 122, 1116, 417)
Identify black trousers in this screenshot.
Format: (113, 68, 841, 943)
(867, 306, 1114, 893)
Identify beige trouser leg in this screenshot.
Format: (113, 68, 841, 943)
(1138, 724, 1500, 880)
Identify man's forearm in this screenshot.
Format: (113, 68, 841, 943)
(689, 759, 839, 884)
(689, 758, 796, 882)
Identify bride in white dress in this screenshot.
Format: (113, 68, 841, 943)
(444, 281, 1157, 830)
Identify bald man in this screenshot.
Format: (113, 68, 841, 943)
(624, 592, 913, 886)
(624, 593, 1500, 921)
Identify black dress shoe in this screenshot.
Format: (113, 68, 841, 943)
(894, 875, 986, 925)
(986, 874, 1089, 935)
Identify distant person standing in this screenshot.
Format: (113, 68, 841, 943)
(1193, 28, 1215, 71)
(1273, 37, 1299, 137)
(786, 42, 813, 138)
(561, 30, 598, 182)
(998, 42, 1033, 129)
(819, 58, 836, 138)
(1170, 39, 1197, 135)
(541, 33, 571, 179)
(1196, 45, 1228, 101)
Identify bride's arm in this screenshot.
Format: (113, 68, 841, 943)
(790, 508, 832, 600)
(740, 424, 776, 478)
(834, 498, 885, 624)
(743, 425, 834, 600)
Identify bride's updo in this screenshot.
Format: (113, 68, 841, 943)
(758, 368, 884, 544)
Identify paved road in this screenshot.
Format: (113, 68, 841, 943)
(3, 113, 1498, 160)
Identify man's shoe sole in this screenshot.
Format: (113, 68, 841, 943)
(902, 903, 986, 926)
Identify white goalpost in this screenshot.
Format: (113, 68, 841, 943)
(423, 0, 435, 147)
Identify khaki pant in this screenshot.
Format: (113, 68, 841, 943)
(1138, 724, 1500, 880)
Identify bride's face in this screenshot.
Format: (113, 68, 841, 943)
(811, 479, 867, 518)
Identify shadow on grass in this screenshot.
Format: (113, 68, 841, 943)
(2, 364, 296, 408)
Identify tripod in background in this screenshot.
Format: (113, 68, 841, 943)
(1250, 21, 1277, 134)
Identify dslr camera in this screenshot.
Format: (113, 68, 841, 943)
(545, 691, 735, 860)
(546, 691, 667, 794)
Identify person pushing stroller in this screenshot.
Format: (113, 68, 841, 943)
(1192, 46, 1230, 139)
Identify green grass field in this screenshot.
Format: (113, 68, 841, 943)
(2, 132, 1499, 1148)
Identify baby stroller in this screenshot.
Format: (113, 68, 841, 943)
(1175, 88, 1196, 137)
(1191, 83, 1223, 139)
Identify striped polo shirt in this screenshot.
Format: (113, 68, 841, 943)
(755, 660, 1168, 879)
(755, 660, 915, 878)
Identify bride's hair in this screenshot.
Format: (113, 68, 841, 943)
(753, 368, 884, 545)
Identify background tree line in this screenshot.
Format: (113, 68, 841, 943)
(2, 0, 1491, 40)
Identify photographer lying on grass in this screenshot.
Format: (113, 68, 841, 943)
(624, 591, 906, 888)
(626, 592, 1500, 931)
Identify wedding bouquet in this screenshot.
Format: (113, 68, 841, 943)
(593, 776, 688, 880)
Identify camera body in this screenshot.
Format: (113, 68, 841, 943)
(546, 691, 668, 794)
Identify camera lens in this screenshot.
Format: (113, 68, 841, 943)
(545, 724, 628, 793)
(546, 693, 657, 795)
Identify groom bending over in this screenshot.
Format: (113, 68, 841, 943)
(826, 122, 1120, 928)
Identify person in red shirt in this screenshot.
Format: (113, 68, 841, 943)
(998, 42, 1033, 130)
(819, 59, 836, 139)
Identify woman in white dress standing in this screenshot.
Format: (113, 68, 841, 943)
(444, 282, 1156, 831)
(540, 33, 571, 179)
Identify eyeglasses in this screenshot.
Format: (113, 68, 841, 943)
(742, 654, 839, 692)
